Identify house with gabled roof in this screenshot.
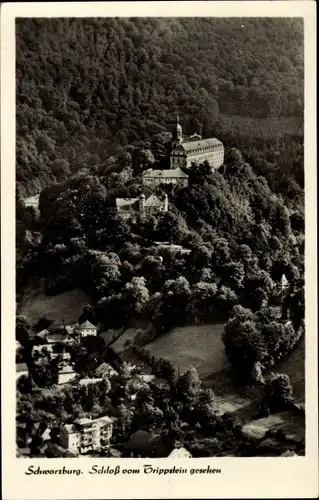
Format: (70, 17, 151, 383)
(142, 167, 189, 188)
(75, 320, 97, 337)
(116, 186, 168, 219)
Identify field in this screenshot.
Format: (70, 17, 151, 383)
(18, 288, 91, 325)
(135, 322, 305, 416)
(144, 323, 257, 416)
(146, 323, 228, 379)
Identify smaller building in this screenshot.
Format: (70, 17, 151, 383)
(142, 167, 189, 188)
(116, 189, 168, 219)
(57, 364, 77, 385)
(95, 362, 119, 379)
(76, 320, 97, 338)
(153, 242, 192, 255)
(60, 415, 116, 455)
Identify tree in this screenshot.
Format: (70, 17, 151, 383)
(16, 315, 33, 346)
(188, 281, 218, 323)
(121, 277, 150, 321)
(263, 372, 294, 412)
(78, 305, 97, 326)
(176, 366, 201, 403)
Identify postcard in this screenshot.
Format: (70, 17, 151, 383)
(1, 1, 318, 499)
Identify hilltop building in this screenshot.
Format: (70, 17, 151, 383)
(116, 186, 168, 219)
(169, 117, 224, 170)
(142, 167, 188, 188)
(60, 416, 116, 455)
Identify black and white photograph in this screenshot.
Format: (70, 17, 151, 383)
(1, 2, 318, 498)
(14, 14, 307, 459)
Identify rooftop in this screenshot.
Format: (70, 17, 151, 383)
(79, 378, 103, 386)
(58, 365, 76, 374)
(174, 137, 223, 153)
(168, 447, 192, 458)
(95, 362, 119, 377)
(79, 320, 96, 329)
(116, 198, 139, 211)
(142, 167, 188, 179)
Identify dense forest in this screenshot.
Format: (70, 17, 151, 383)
(16, 17, 303, 197)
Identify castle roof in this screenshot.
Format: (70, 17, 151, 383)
(142, 167, 188, 179)
(173, 137, 223, 154)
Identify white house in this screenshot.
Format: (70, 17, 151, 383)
(60, 416, 116, 455)
(57, 364, 77, 385)
(76, 320, 97, 337)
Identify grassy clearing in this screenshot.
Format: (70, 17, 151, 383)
(18, 288, 91, 325)
(146, 323, 228, 378)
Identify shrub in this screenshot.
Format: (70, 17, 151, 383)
(222, 306, 301, 380)
(262, 372, 294, 412)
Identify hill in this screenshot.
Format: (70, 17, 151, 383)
(16, 18, 303, 197)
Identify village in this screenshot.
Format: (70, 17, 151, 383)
(16, 269, 304, 460)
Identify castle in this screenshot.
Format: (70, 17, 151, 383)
(169, 117, 224, 170)
(116, 117, 224, 218)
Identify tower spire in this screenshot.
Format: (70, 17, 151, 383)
(171, 115, 183, 149)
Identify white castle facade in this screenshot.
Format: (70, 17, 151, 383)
(169, 117, 224, 170)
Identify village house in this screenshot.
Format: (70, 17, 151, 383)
(60, 415, 116, 455)
(57, 364, 77, 385)
(75, 320, 97, 337)
(142, 167, 189, 188)
(95, 362, 119, 379)
(116, 187, 168, 219)
(169, 116, 224, 170)
(34, 328, 76, 353)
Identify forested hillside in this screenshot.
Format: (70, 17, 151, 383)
(16, 17, 303, 197)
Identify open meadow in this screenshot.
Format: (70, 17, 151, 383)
(18, 288, 91, 325)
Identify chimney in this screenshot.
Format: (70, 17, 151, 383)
(164, 194, 168, 212)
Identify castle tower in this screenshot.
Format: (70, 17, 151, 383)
(163, 193, 168, 212)
(171, 116, 183, 149)
(139, 193, 145, 213)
